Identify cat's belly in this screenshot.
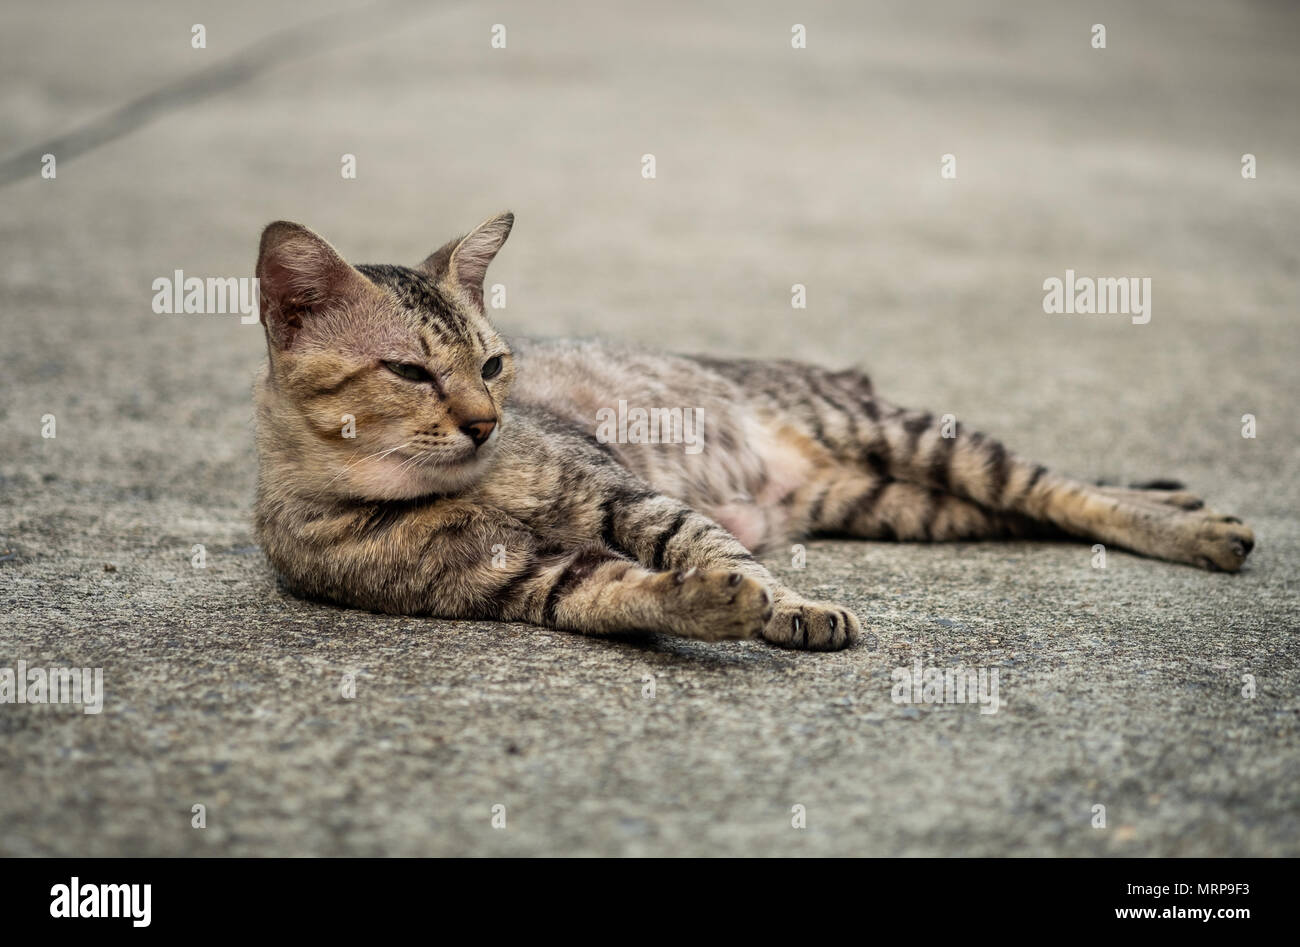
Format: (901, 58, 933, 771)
(689, 420, 818, 551)
(511, 338, 819, 551)
(600, 410, 817, 551)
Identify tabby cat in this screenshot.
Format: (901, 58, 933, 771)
(253, 213, 1254, 651)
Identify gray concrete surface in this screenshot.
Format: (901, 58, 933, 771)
(1, 0, 1297, 856)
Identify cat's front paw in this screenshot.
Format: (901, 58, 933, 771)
(655, 568, 773, 642)
(762, 598, 859, 651)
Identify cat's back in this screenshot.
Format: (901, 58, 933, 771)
(510, 336, 736, 415)
(508, 336, 761, 464)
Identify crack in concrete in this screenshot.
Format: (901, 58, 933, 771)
(0, 0, 447, 189)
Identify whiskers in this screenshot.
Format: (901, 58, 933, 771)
(306, 435, 481, 502)
(388, 450, 433, 479)
(318, 441, 412, 494)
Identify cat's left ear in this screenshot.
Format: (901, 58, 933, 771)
(417, 211, 513, 309)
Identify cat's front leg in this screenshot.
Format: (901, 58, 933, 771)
(495, 545, 772, 643)
(274, 503, 772, 645)
(601, 492, 860, 651)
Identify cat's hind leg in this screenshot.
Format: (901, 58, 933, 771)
(729, 361, 1252, 569)
(795, 466, 1061, 542)
(1094, 480, 1207, 511)
(844, 401, 1255, 571)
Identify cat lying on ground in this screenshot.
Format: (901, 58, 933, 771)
(253, 212, 1254, 651)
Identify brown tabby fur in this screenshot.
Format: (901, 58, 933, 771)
(253, 213, 1255, 651)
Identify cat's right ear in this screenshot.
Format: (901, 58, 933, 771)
(256, 221, 373, 349)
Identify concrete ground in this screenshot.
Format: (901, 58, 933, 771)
(1, 0, 1297, 856)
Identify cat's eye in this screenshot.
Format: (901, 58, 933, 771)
(384, 361, 433, 383)
(481, 356, 504, 380)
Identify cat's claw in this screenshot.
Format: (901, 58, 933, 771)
(762, 598, 860, 651)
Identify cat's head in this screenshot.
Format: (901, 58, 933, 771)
(255, 213, 515, 500)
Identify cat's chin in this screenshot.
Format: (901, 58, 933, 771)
(346, 447, 497, 500)
(406, 451, 498, 496)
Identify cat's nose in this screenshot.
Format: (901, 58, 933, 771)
(460, 418, 497, 447)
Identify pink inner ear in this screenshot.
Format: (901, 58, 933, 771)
(257, 251, 320, 347)
(451, 259, 489, 308)
(257, 233, 369, 348)
(449, 238, 496, 307)
(447, 215, 512, 306)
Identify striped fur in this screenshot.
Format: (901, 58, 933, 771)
(252, 216, 1255, 652)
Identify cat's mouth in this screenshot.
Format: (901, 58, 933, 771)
(391, 445, 491, 471)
